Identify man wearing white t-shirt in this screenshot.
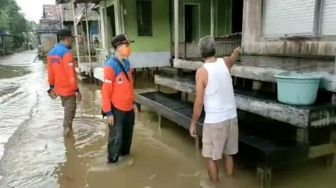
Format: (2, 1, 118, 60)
(190, 36, 241, 182)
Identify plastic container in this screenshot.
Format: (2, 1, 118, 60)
(274, 72, 321, 105)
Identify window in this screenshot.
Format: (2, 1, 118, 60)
(320, 0, 336, 36)
(262, 0, 336, 37)
(136, 0, 152, 36)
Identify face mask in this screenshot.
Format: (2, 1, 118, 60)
(121, 46, 132, 57)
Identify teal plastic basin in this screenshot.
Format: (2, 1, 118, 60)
(275, 72, 321, 105)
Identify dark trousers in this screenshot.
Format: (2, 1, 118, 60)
(108, 108, 135, 160)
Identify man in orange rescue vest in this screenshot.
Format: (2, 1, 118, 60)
(102, 34, 138, 163)
(47, 29, 82, 136)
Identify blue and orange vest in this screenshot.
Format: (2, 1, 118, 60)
(102, 57, 135, 115)
(47, 43, 79, 97)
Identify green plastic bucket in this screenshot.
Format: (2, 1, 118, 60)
(275, 72, 321, 105)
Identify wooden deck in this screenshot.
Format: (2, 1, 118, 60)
(155, 74, 336, 128)
(136, 91, 204, 132)
(135, 89, 334, 188)
(137, 72, 336, 188)
(174, 56, 336, 92)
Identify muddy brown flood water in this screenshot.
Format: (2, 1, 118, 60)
(0, 50, 336, 188)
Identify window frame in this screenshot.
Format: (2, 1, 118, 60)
(136, 0, 153, 37)
(261, 0, 336, 39)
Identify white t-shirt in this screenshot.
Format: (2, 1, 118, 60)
(203, 58, 237, 124)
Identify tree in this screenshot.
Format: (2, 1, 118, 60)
(0, 7, 9, 30)
(0, 0, 35, 49)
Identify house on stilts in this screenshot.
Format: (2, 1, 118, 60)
(55, 0, 336, 187)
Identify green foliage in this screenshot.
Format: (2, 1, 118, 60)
(0, 0, 35, 49)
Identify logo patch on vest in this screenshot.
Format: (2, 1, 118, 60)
(116, 75, 123, 84)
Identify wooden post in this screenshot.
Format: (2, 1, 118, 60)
(296, 128, 309, 143)
(156, 84, 161, 92)
(252, 80, 262, 90)
(174, 0, 179, 59)
(332, 93, 336, 105)
(72, 3, 81, 68)
(158, 113, 162, 127)
(326, 129, 336, 166)
(233, 77, 238, 86)
(210, 0, 215, 37)
(257, 166, 272, 188)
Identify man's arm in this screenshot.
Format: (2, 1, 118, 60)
(191, 68, 207, 125)
(47, 57, 55, 89)
(224, 47, 241, 69)
(63, 52, 79, 92)
(102, 66, 114, 116)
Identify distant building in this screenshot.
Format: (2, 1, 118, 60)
(36, 5, 62, 55)
(0, 31, 14, 55)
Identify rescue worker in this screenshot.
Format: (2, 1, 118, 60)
(47, 29, 82, 136)
(102, 34, 138, 163)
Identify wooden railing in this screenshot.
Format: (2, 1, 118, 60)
(174, 38, 241, 59)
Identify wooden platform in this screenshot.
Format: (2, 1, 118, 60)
(135, 90, 320, 188)
(174, 56, 336, 92)
(136, 88, 336, 188)
(155, 74, 336, 128)
(136, 91, 204, 131)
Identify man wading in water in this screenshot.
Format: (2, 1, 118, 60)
(47, 29, 82, 136)
(102, 34, 138, 163)
(190, 36, 240, 183)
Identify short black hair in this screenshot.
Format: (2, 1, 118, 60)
(57, 29, 73, 42)
(199, 36, 216, 59)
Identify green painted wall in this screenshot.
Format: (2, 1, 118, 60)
(216, 0, 232, 36)
(117, 0, 232, 52)
(122, 0, 171, 52)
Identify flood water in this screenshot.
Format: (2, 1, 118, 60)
(0, 50, 336, 188)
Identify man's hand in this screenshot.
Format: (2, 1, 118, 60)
(47, 89, 58, 99)
(133, 104, 139, 116)
(75, 91, 82, 102)
(233, 46, 241, 55)
(225, 47, 241, 69)
(107, 115, 114, 126)
(189, 122, 197, 138)
(231, 47, 241, 62)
